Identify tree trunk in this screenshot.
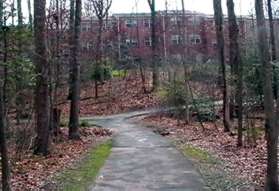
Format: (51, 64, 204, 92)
(3, 18, 8, 118)
(213, 0, 231, 132)
(0, 0, 3, 26)
(68, 0, 81, 140)
(0, 4, 11, 190)
(255, 0, 279, 190)
(0, 86, 11, 191)
(267, 0, 277, 62)
(227, 0, 243, 146)
(17, 0, 23, 26)
(11, 0, 15, 26)
(181, 0, 190, 124)
(15, 0, 23, 124)
(267, 0, 278, 100)
(34, 0, 50, 156)
(27, 0, 33, 29)
(149, 0, 159, 90)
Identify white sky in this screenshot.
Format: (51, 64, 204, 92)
(109, 0, 255, 15)
(21, 0, 257, 19)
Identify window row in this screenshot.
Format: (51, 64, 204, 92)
(125, 34, 201, 47)
(81, 34, 201, 50)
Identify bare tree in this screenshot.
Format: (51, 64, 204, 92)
(27, 0, 33, 29)
(227, 0, 243, 146)
(213, 0, 231, 132)
(181, 0, 190, 124)
(68, 0, 82, 140)
(17, 0, 23, 26)
(90, 0, 112, 98)
(255, 0, 279, 190)
(0, 0, 3, 27)
(0, 86, 11, 191)
(267, 0, 277, 61)
(0, 3, 11, 189)
(267, 0, 279, 101)
(147, 0, 159, 90)
(34, 0, 50, 155)
(15, 0, 23, 124)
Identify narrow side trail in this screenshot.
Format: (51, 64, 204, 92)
(85, 110, 205, 191)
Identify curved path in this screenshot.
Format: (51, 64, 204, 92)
(85, 110, 205, 191)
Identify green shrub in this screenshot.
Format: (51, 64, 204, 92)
(193, 98, 218, 122)
(80, 120, 90, 127)
(111, 70, 127, 78)
(91, 60, 112, 82)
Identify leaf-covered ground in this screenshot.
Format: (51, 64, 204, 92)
(61, 74, 161, 116)
(3, 127, 112, 191)
(141, 114, 266, 189)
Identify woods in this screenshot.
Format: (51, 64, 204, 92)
(0, 0, 279, 190)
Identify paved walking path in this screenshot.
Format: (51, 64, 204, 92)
(85, 110, 205, 191)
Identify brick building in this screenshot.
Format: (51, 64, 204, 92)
(79, 10, 278, 64)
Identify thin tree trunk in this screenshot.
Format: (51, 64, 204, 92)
(68, 0, 81, 140)
(227, 0, 243, 146)
(181, 0, 190, 124)
(34, 0, 50, 156)
(255, 0, 279, 190)
(213, 0, 231, 132)
(0, 0, 3, 26)
(267, 0, 278, 100)
(3, 18, 8, 118)
(267, 0, 277, 62)
(53, 0, 61, 136)
(17, 0, 23, 25)
(27, 0, 33, 29)
(0, 4, 11, 190)
(16, 0, 23, 124)
(94, 19, 104, 99)
(148, 0, 159, 90)
(0, 85, 11, 191)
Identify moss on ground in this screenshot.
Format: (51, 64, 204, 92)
(56, 141, 112, 191)
(179, 144, 253, 191)
(181, 145, 217, 164)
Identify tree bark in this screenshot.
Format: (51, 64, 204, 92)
(68, 0, 81, 140)
(148, 0, 159, 90)
(27, 0, 33, 29)
(213, 0, 231, 132)
(267, 0, 278, 100)
(227, 0, 243, 146)
(0, 0, 3, 26)
(0, 85, 11, 191)
(16, 0, 23, 125)
(17, 0, 23, 26)
(255, 0, 279, 190)
(267, 0, 277, 61)
(181, 0, 190, 124)
(0, 4, 11, 190)
(34, 0, 50, 156)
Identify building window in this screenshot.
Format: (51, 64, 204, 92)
(126, 19, 137, 27)
(189, 34, 201, 44)
(126, 38, 138, 47)
(144, 37, 152, 47)
(144, 19, 151, 28)
(189, 16, 201, 25)
(170, 16, 182, 26)
(212, 40, 217, 49)
(81, 23, 90, 32)
(171, 35, 183, 45)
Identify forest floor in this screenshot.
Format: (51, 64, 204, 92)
(140, 114, 266, 190)
(61, 73, 161, 117)
(3, 73, 266, 190)
(5, 126, 112, 191)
